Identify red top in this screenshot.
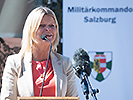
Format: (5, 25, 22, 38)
(32, 59, 56, 96)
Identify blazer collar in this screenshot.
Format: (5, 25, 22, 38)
(51, 52, 60, 62)
(23, 52, 32, 63)
(23, 52, 59, 62)
(50, 52, 65, 96)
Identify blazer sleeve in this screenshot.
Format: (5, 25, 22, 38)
(1, 55, 18, 100)
(63, 57, 78, 97)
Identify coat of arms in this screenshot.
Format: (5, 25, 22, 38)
(88, 51, 113, 82)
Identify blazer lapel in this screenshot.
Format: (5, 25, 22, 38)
(51, 52, 67, 97)
(17, 52, 34, 96)
(23, 52, 34, 96)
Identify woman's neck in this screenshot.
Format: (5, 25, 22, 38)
(32, 45, 50, 62)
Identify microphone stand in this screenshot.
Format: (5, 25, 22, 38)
(40, 38, 52, 97)
(79, 71, 89, 100)
(84, 74, 99, 100)
(77, 68, 99, 100)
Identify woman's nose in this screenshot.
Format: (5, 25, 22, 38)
(44, 26, 50, 31)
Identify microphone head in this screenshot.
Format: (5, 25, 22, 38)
(41, 35, 47, 40)
(73, 48, 91, 76)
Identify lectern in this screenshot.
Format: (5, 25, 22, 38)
(17, 97, 79, 100)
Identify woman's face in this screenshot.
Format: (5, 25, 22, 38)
(35, 15, 57, 45)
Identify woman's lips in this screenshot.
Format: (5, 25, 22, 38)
(46, 35, 52, 37)
(46, 34, 52, 37)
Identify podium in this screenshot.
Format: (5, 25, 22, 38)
(17, 97, 79, 100)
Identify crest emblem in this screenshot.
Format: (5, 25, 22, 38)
(88, 51, 113, 82)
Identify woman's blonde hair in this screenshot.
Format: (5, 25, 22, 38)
(19, 6, 59, 57)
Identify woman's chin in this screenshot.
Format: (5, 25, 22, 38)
(47, 38, 55, 43)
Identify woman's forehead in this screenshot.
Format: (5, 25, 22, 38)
(41, 15, 56, 24)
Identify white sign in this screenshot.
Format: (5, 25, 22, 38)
(63, 0, 133, 100)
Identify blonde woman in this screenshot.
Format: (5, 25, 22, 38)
(1, 6, 78, 100)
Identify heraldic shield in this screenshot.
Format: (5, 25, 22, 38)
(88, 51, 113, 82)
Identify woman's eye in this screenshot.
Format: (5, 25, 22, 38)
(39, 24, 55, 29)
(39, 24, 46, 27)
(49, 24, 55, 28)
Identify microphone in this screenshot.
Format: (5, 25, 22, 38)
(73, 48, 99, 100)
(41, 35, 52, 44)
(73, 48, 91, 99)
(41, 35, 47, 40)
(73, 48, 91, 77)
(40, 35, 52, 97)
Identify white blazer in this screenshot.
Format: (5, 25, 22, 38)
(1, 52, 78, 100)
